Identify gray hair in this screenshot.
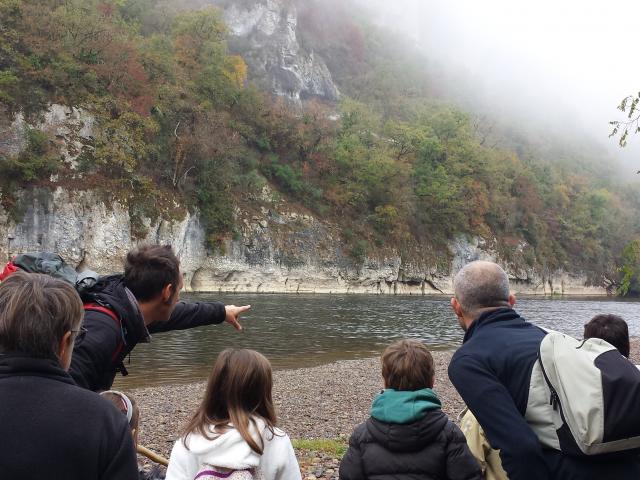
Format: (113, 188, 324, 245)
(0, 271, 83, 358)
(453, 261, 511, 314)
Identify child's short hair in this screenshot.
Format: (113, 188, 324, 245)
(381, 339, 435, 391)
(100, 390, 140, 433)
(584, 314, 630, 358)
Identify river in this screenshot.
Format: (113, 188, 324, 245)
(113, 294, 640, 390)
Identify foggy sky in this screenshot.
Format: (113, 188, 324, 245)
(355, 0, 640, 167)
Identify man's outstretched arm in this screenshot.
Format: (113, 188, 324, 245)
(148, 301, 250, 333)
(448, 354, 550, 480)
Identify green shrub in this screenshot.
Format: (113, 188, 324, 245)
(0, 128, 59, 182)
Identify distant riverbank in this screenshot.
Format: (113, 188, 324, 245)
(185, 285, 609, 296)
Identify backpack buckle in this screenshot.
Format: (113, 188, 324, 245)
(117, 362, 129, 377)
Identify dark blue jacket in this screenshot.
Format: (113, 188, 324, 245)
(448, 308, 640, 480)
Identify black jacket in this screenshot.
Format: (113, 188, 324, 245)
(340, 410, 482, 480)
(0, 353, 138, 480)
(70, 274, 226, 391)
(448, 308, 640, 480)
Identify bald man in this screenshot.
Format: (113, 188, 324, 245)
(447, 261, 640, 480)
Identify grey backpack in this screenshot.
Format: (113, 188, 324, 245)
(10, 252, 98, 294)
(525, 331, 640, 455)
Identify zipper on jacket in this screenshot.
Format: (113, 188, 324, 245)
(549, 388, 559, 410)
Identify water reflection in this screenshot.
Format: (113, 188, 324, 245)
(114, 294, 640, 389)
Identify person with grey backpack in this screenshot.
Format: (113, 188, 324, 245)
(447, 261, 640, 480)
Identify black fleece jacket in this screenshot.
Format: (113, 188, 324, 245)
(340, 410, 482, 480)
(448, 308, 640, 480)
(0, 353, 138, 480)
(70, 274, 226, 391)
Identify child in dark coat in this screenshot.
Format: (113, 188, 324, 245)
(340, 339, 482, 480)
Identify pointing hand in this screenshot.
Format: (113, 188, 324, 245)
(224, 305, 251, 332)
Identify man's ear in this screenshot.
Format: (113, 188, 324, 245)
(451, 297, 463, 317)
(161, 283, 174, 304)
(57, 331, 74, 370)
(508, 293, 516, 307)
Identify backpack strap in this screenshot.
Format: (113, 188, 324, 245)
(195, 470, 252, 480)
(537, 349, 560, 412)
(83, 303, 129, 377)
(0, 261, 19, 281)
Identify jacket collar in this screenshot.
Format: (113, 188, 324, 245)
(370, 388, 441, 424)
(0, 352, 75, 385)
(463, 307, 523, 343)
(91, 274, 149, 344)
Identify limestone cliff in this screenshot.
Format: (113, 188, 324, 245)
(218, 0, 339, 103)
(0, 186, 605, 296)
(0, 104, 94, 164)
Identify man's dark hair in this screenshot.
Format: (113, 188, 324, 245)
(584, 314, 630, 358)
(0, 271, 83, 358)
(124, 245, 180, 301)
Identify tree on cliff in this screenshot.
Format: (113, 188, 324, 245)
(618, 239, 640, 296)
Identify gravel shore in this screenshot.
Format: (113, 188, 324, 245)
(133, 339, 640, 478)
(132, 349, 459, 478)
(132, 349, 461, 453)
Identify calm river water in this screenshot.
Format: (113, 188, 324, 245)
(113, 294, 640, 389)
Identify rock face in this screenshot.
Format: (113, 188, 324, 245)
(0, 109, 27, 157)
(220, 0, 339, 103)
(0, 189, 205, 281)
(0, 186, 606, 296)
(0, 104, 94, 164)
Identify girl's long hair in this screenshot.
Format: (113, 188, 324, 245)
(182, 348, 277, 454)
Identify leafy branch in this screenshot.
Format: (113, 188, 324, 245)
(609, 92, 640, 147)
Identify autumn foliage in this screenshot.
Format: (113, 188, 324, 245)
(1, 0, 639, 287)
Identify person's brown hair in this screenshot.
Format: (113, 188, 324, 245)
(124, 245, 181, 301)
(101, 390, 140, 432)
(0, 271, 83, 358)
(584, 314, 630, 358)
(182, 349, 277, 454)
(381, 339, 435, 391)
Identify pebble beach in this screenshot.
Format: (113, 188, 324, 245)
(133, 339, 640, 479)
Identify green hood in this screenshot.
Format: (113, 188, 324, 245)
(370, 388, 441, 424)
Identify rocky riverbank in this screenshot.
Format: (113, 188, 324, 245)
(132, 349, 459, 479)
(133, 340, 640, 479)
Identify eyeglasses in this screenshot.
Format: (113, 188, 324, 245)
(72, 327, 88, 341)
